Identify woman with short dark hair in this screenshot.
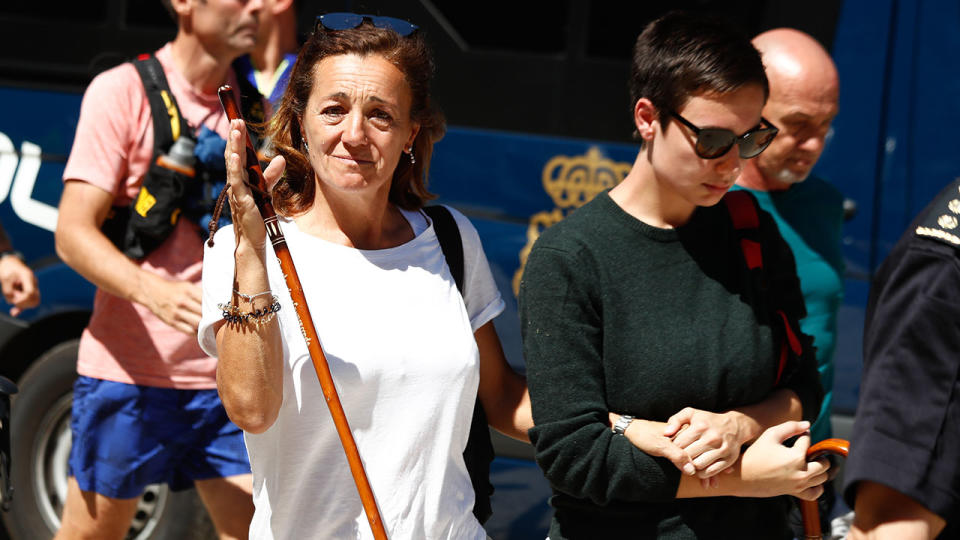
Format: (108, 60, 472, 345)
(521, 12, 828, 539)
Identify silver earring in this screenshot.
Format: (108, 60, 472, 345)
(408, 148, 416, 164)
(303, 140, 310, 152)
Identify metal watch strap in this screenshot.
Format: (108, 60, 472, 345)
(612, 414, 634, 435)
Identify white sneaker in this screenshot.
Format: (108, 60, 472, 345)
(828, 511, 855, 540)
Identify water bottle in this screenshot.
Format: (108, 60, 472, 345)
(155, 136, 196, 178)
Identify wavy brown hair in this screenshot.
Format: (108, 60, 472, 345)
(267, 20, 445, 215)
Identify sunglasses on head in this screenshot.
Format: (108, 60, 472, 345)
(316, 12, 419, 37)
(669, 110, 779, 159)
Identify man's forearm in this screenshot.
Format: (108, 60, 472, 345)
(850, 481, 946, 540)
(56, 221, 154, 303)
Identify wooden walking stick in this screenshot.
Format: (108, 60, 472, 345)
(218, 85, 388, 540)
(798, 438, 850, 540)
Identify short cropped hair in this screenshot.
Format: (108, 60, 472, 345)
(629, 12, 768, 130)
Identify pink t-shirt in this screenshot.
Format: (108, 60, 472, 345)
(63, 44, 241, 389)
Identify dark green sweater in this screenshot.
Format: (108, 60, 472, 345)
(519, 191, 823, 540)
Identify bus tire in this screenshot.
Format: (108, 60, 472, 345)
(1, 340, 216, 540)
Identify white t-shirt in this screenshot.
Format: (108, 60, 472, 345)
(199, 206, 504, 540)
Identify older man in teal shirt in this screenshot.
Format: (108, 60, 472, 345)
(734, 28, 843, 444)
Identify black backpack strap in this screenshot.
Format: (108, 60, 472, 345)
(132, 54, 190, 152)
(422, 205, 495, 524)
(723, 191, 802, 386)
(99, 55, 185, 258)
(424, 205, 465, 293)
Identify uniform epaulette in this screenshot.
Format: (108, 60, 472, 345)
(916, 178, 960, 247)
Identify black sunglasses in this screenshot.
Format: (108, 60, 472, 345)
(669, 111, 779, 159)
(316, 12, 419, 37)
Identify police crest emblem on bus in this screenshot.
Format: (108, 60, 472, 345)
(513, 147, 631, 295)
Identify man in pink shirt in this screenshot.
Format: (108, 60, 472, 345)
(54, 0, 261, 537)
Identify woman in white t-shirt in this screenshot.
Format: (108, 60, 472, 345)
(198, 13, 530, 540)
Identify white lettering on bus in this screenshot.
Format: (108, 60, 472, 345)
(0, 133, 59, 232)
(12, 141, 57, 232)
(0, 132, 17, 203)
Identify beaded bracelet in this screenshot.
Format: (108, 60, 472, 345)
(218, 295, 282, 326)
(233, 289, 273, 301)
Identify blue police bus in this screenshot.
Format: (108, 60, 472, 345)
(0, 0, 954, 538)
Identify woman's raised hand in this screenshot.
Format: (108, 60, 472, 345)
(224, 119, 286, 250)
(736, 420, 830, 500)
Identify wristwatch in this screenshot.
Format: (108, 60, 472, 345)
(0, 250, 22, 261)
(612, 414, 634, 436)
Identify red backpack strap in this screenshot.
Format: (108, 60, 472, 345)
(775, 310, 804, 383)
(724, 190, 760, 229)
(723, 190, 796, 385)
(724, 191, 763, 271)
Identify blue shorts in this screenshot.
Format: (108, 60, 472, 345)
(68, 376, 250, 499)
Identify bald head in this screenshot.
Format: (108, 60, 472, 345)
(744, 29, 839, 190)
(753, 28, 838, 95)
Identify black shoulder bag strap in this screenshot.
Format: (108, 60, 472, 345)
(422, 205, 495, 525)
(99, 55, 193, 258)
(133, 54, 190, 153)
(136, 54, 263, 152)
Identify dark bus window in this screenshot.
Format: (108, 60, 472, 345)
(431, 3, 567, 54)
(0, 3, 108, 23)
(586, 1, 842, 59)
(0, 0, 173, 90)
(125, 2, 178, 30)
(759, 1, 844, 50)
(586, 1, 766, 60)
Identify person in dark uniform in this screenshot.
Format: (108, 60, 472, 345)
(843, 178, 960, 539)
